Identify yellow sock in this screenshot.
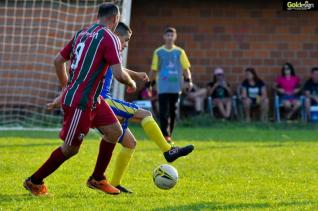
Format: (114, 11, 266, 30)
(141, 116, 171, 152)
(110, 146, 134, 187)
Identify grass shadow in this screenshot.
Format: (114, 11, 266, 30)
(152, 200, 315, 210)
(0, 193, 35, 203)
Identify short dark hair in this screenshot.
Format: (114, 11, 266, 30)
(97, 3, 119, 19)
(312, 67, 318, 73)
(281, 62, 296, 76)
(115, 22, 132, 36)
(164, 27, 177, 34)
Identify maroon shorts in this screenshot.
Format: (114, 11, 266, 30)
(59, 98, 117, 146)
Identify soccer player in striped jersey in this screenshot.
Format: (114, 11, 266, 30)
(101, 22, 194, 193)
(23, 3, 136, 196)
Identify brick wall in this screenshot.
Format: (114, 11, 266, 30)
(127, 0, 318, 94)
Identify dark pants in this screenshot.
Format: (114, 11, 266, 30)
(158, 93, 180, 137)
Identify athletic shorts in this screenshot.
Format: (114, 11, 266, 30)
(281, 94, 299, 102)
(60, 97, 117, 146)
(311, 99, 318, 106)
(104, 95, 139, 142)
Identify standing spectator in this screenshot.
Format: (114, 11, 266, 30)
(207, 68, 232, 119)
(241, 68, 269, 122)
(149, 27, 192, 142)
(273, 63, 301, 120)
(304, 67, 318, 119)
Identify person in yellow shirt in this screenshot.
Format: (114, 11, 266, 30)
(150, 27, 193, 142)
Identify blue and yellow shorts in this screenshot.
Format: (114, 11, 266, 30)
(104, 95, 140, 142)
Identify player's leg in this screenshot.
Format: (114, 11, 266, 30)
(106, 96, 194, 163)
(105, 96, 172, 153)
(158, 94, 170, 139)
(168, 93, 180, 136)
(88, 99, 123, 195)
(133, 108, 194, 163)
(111, 128, 135, 193)
(24, 106, 90, 196)
(133, 109, 171, 152)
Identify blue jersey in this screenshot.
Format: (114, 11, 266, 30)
(151, 45, 191, 94)
(100, 67, 113, 98)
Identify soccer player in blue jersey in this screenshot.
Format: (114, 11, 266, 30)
(102, 22, 194, 193)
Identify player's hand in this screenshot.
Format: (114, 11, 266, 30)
(183, 82, 191, 93)
(47, 95, 62, 111)
(136, 72, 149, 82)
(188, 81, 193, 90)
(126, 80, 137, 93)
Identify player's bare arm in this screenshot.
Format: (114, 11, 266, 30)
(112, 64, 137, 92)
(47, 53, 69, 110)
(149, 69, 156, 82)
(54, 53, 69, 88)
(183, 68, 193, 90)
(125, 68, 149, 82)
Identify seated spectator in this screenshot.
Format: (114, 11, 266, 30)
(303, 67, 318, 120)
(241, 68, 269, 122)
(273, 63, 301, 120)
(140, 81, 158, 116)
(207, 68, 232, 119)
(182, 83, 207, 114)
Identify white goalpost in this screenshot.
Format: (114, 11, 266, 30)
(0, 0, 131, 130)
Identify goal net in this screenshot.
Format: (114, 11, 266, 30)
(0, 0, 129, 129)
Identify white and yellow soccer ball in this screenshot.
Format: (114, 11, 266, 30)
(153, 164, 178, 190)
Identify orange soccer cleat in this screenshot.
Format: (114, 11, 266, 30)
(87, 177, 120, 195)
(23, 177, 48, 196)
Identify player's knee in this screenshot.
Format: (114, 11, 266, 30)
(61, 144, 79, 158)
(105, 125, 123, 143)
(136, 109, 152, 119)
(122, 140, 136, 149)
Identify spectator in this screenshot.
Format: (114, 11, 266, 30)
(273, 63, 301, 120)
(241, 68, 269, 122)
(303, 67, 318, 120)
(207, 68, 232, 119)
(149, 27, 192, 142)
(140, 81, 158, 117)
(182, 83, 207, 114)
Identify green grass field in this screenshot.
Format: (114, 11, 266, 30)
(1, 123, 318, 210)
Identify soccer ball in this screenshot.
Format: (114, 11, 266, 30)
(153, 164, 178, 190)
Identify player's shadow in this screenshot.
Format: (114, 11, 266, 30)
(0, 193, 35, 203)
(152, 200, 315, 210)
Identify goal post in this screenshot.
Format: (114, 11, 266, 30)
(0, 0, 132, 129)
